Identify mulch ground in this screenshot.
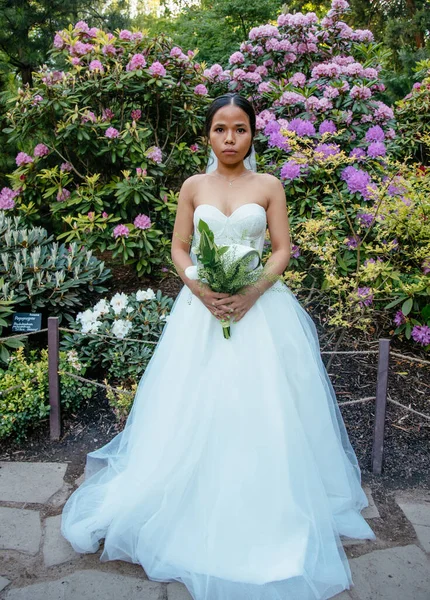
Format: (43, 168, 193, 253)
(1, 257, 429, 498)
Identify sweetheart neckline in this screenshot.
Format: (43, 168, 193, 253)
(194, 202, 266, 219)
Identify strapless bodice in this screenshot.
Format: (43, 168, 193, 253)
(190, 203, 267, 265)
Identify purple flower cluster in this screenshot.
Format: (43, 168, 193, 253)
(357, 212, 374, 227)
(0, 187, 19, 210)
(134, 214, 152, 230)
(291, 244, 300, 258)
(411, 325, 430, 346)
(341, 166, 373, 199)
(365, 125, 385, 142)
(60, 162, 72, 172)
(229, 52, 245, 65)
(280, 160, 302, 180)
(287, 118, 316, 137)
(367, 141, 386, 158)
(345, 235, 360, 249)
(314, 143, 340, 158)
(356, 286, 373, 307)
(393, 310, 406, 327)
(319, 119, 337, 134)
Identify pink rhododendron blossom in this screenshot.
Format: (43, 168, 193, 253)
(134, 214, 152, 229)
(146, 146, 162, 163)
(16, 152, 34, 167)
(34, 143, 50, 158)
(89, 60, 104, 73)
(149, 61, 166, 77)
(0, 187, 19, 210)
(289, 72, 306, 87)
(81, 111, 96, 123)
(350, 85, 372, 100)
(60, 162, 72, 172)
(194, 84, 208, 95)
(57, 188, 70, 202)
(126, 53, 147, 71)
(113, 224, 130, 238)
(74, 21, 89, 33)
(32, 94, 43, 105)
(102, 108, 114, 121)
(131, 109, 141, 120)
(119, 30, 133, 40)
(229, 52, 245, 65)
(102, 44, 116, 56)
(102, 212, 109, 218)
(105, 127, 119, 139)
(54, 33, 65, 49)
(249, 25, 280, 40)
(190, 144, 199, 152)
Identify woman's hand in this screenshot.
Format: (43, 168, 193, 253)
(190, 282, 232, 320)
(211, 285, 261, 323)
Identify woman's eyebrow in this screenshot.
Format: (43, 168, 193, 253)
(213, 122, 248, 126)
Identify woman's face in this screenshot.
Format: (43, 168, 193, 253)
(208, 104, 253, 166)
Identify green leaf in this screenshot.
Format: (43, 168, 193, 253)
(384, 296, 407, 310)
(402, 297, 413, 316)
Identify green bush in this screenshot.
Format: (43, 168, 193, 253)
(60, 287, 174, 386)
(0, 213, 111, 336)
(0, 346, 93, 441)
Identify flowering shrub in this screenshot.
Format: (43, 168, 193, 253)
(394, 60, 430, 164)
(200, 0, 429, 348)
(4, 25, 211, 275)
(0, 347, 93, 441)
(60, 287, 174, 386)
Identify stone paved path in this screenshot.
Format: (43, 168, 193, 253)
(0, 461, 429, 599)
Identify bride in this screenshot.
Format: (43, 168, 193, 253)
(61, 92, 376, 600)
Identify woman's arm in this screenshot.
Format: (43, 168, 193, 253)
(252, 174, 291, 296)
(171, 176, 201, 293)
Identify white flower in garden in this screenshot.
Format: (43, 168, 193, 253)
(136, 288, 156, 301)
(111, 319, 133, 339)
(110, 292, 129, 315)
(81, 319, 102, 334)
(93, 298, 110, 315)
(126, 306, 134, 314)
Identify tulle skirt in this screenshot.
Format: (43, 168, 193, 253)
(61, 278, 375, 600)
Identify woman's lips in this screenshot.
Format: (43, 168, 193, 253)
(223, 150, 237, 154)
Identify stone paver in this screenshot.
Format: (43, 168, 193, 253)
(43, 514, 80, 567)
(0, 578, 10, 594)
(396, 496, 430, 553)
(348, 544, 430, 600)
(0, 462, 67, 504)
(361, 486, 380, 519)
(167, 582, 193, 599)
(0, 506, 41, 555)
(3, 570, 164, 600)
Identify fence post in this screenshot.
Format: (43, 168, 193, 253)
(372, 337, 391, 475)
(48, 317, 61, 440)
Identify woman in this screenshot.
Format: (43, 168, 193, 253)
(61, 92, 375, 600)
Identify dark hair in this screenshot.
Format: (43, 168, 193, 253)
(204, 93, 256, 159)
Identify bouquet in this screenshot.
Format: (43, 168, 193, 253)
(184, 219, 264, 339)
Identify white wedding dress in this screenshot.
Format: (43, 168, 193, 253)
(61, 202, 375, 600)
